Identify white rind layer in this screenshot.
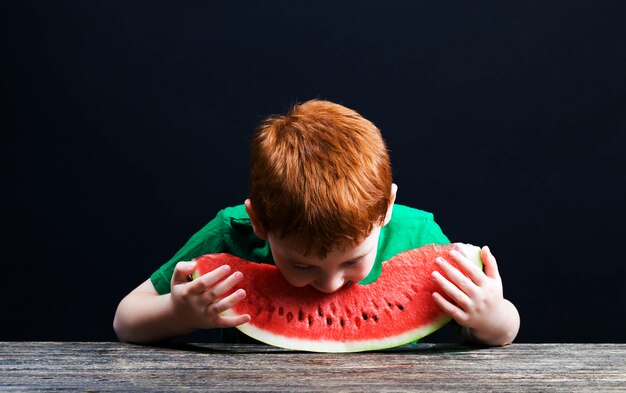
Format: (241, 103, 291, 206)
(229, 313, 452, 352)
(456, 243, 482, 266)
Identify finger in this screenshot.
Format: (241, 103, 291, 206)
(200, 271, 245, 302)
(431, 270, 472, 309)
(435, 257, 478, 296)
(449, 248, 486, 285)
(481, 246, 500, 279)
(206, 288, 247, 315)
(215, 313, 252, 328)
(432, 292, 468, 325)
(171, 261, 198, 286)
(189, 265, 232, 295)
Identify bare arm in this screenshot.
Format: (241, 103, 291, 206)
(113, 279, 190, 343)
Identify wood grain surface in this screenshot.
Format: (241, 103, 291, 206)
(1, 342, 625, 392)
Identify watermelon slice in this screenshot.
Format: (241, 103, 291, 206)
(192, 243, 482, 352)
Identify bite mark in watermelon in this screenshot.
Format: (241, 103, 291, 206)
(192, 243, 482, 352)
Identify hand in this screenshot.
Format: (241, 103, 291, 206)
(169, 261, 252, 330)
(431, 245, 519, 346)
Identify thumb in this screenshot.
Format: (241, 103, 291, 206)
(481, 246, 500, 279)
(171, 260, 198, 286)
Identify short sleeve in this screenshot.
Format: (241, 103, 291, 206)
(424, 214, 450, 245)
(149, 210, 227, 295)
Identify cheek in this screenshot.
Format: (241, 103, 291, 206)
(351, 260, 375, 281)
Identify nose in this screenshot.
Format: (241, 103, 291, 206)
(313, 273, 345, 293)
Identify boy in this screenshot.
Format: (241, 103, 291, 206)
(113, 100, 520, 346)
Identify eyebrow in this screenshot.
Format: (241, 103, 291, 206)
(290, 253, 368, 267)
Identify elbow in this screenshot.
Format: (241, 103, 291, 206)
(489, 307, 521, 347)
(501, 304, 521, 346)
(467, 327, 518, 347)
(502, 320, 521, 346)
(112, 300, 134, 343)
(496, 327, 518, 347)
(112, 307, 126, 342)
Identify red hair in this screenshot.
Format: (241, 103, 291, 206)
(249, 100, 392, 258)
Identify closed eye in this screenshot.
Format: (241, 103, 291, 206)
(342, 259, 362, 268)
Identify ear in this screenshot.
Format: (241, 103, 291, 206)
(383, 183, 398, 226)
(244, 199, 267, 240)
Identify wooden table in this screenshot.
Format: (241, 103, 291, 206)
(1, 342, 625, 392)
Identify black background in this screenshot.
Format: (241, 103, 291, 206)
(2, 1, 625, 343)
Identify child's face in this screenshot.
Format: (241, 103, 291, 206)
(267, 226, 381, 293)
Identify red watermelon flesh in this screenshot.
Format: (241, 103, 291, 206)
(192, 243, 482, 352)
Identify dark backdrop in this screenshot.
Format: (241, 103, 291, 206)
(2, 1, 625, 343)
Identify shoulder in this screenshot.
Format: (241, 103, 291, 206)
(215, 204, 255, 235)
(219, 204, 250, 221)
(187, 204, 249, 239)
(379, 203, 450, 255)
(218, 204, 272, 263)
(389, 204, 436, 225)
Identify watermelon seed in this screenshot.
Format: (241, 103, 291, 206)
(340, 319, 345, 327)
(286, 312, 293, 322)
(326, 317, 333, 325)
(307, 315, 313, 326)
(404, 292, 413, 301)
(298, 310, 304, 322)
(411, 284, 420, 293)
(387, 301, 393, 308)
(373, 315, 379, 322)
(317, 307, 323, 318)
(372, 301, 380, 310)
(278, 307, 284, 316)
(397, 304, 405, 311)
(362, 313, 368, 320)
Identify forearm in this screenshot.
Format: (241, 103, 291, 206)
(464, 299, 520, 347)
(113, 292, 195, 344)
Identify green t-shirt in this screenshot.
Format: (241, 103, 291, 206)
(150, 204, 449, 295)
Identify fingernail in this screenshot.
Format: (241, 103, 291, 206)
(222, 265, 231, 273)
(234, 271, 243, 279)
(237, 289, 246, 297)
(436, 257, 445, 264)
